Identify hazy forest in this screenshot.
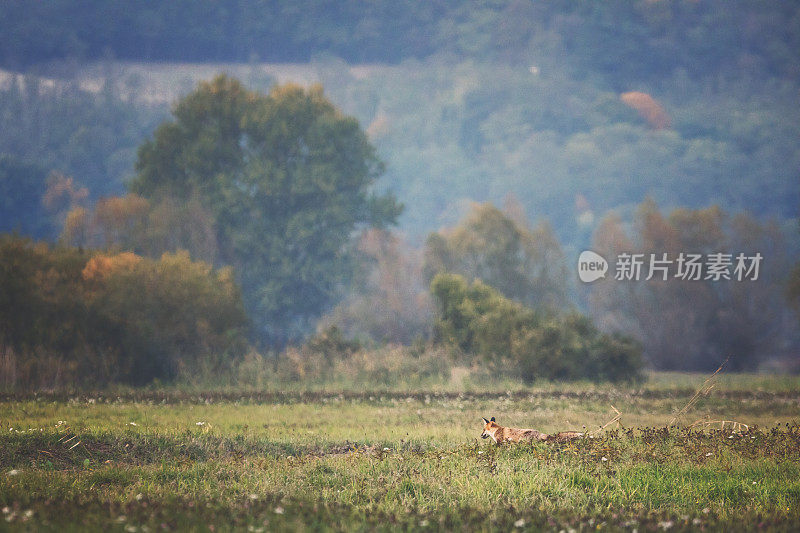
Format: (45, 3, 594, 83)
(1, 0, 798, 389)
(3, 2, 800, 531)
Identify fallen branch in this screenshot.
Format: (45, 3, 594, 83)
(590, 404, 623, 436)
(669, 356, 729, 427)
(688, 417, 749, 433)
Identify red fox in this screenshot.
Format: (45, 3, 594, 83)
(481, 417, 583, 444)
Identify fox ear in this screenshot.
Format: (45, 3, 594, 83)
(490, 417, 495, 422)
(482, 417, 489, 424)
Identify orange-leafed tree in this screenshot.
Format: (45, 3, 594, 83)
(620, 91, 671, 130)
(0, 236, 248, 388)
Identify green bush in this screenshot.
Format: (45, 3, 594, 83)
(431, 273, 643, 383)
(305, 326, 362, 363)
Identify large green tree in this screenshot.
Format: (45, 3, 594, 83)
(130, 76, 401, 345)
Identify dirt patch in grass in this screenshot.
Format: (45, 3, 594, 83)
(4, 389, 800, 405)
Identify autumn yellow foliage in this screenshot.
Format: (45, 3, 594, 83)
(82, 252, 142, 281)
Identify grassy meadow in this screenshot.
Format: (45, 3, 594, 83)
(2, 373, 800, 531)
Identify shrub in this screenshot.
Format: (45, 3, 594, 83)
(0, 235, 248, 389)
(431, 273, 643, 383)
(305, 326, 362, 362)
(83, 250, 249, 384)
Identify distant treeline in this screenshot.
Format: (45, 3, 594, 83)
(2, 74, 798, 364)
(334, 200, 800, 373)
(2, 2, 799, 246)
(0, 77, 165, 205)
(2, 1, 799, 86)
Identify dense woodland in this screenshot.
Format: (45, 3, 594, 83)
(0, 1, 798, 387)
(1, 1, 798, 86)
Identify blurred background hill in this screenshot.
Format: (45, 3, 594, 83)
(1, 0, 797, 242)
(0, 0, 798, 386)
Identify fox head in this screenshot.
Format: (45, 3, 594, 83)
(481, 417, 497, 439)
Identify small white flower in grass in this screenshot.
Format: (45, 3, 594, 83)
(135, 493, 143, 501)
(704, 452, 714, 457)
(274, 506, 284, 515)
(514, 518, 526, 527)
(692, 518, 702, 525)
(127, 422, 138, 426)
(1, 507, 9, 514)
(196, 421, 206, 426)
(249, 494, 258, 500)
(7, 469, 20, 476)
(478, 451, 484, 455)
(601, 456, 608, 462)
(22, 510, 33, 519)
(658, 520, 674, 530)
(752, 481, 757, 485)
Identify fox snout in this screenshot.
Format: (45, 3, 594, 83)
(481, 416, 497, 440)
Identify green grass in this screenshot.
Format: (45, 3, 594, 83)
(2, 374, 800, 531)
